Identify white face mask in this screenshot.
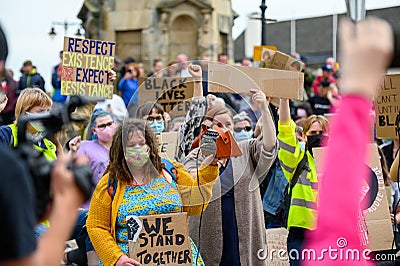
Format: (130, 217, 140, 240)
(299, 141, 306, 151)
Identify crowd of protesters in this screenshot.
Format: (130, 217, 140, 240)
(0, 15, 399, 266)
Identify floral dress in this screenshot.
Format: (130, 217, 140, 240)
(100, 175, 205, 266)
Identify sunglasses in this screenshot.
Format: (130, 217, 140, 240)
(233, 126, 252, 133)
(96, 121, 114, 129)
(144, 115, 163, 123)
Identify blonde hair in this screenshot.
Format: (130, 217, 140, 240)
(302, 115, 329, 135)
(14, 88, 52, 124)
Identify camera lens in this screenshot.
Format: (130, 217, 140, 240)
(127, 69, 132, 73)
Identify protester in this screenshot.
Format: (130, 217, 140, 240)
(278, 97, 330, 265)
(147, 59, 164, 78)
(76, 109, 116, 209)
(94, 93, 128, 126)
(176, 53, 191, 77)
(304, 16, 394, 265)
(134, 101, 166, 134)
(232, 111, 254, 142)
(51, 50, 67, 107)
(86, 118, 219, 266)
(311, 64, 335, 96)
(183, 86, 277, 265)
(17, 60, 45, 93)
(118, 62, 140, 107)
(0, 23, 87, 266)
(0, 58, 18, 125)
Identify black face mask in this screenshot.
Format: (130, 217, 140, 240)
(307, 134, 329, 156)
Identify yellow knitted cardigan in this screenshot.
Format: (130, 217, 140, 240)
(86, 161, 219, 266)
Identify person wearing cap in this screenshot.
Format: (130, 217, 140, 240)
(311, 64, 336, 96)
(308, 80, 337, 116)
(17, 60, 45, 93)
(233, 111, 254, 142)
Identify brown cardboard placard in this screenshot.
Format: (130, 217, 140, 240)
(265, 228, 289, 265)
(138, 77, 194, 116)
(260, 48, 305, 72)
(313, 143, 393, 251)
(253, 45, 278, 62)
(208, 64, 304, 100)
(61, 37, 115, 99)
(375, 74, 400, 139)
(128, 212, 192, 265)
(156, 132, 178, 161)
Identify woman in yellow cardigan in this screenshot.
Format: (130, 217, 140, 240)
(87, 118, 219, 266)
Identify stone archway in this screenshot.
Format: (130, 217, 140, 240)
(169, 15, 198, 60)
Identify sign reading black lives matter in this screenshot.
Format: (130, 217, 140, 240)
(128, 212, 192, 265)
(61, 37, 116, 99)
(138, 77, 194, 116)
(375, 74, 400, 139)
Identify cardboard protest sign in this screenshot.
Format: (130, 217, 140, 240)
(156, 132, 178, 161)
(313, 143, 393, 251)
(260, 48, 305, 72)
(375, 74, 400, 139)
(128, 212, 192, 266)
(138, 77, 194, 116)
(253, 45, 278, 62)
(61, 37, 115, 99)
(265, 228, 289, 265)
(208, 64, 304, 100)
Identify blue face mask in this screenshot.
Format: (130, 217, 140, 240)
(299, 141, 306, 151)
(234, 129, 253, 142)
(149, 120, 164, 134)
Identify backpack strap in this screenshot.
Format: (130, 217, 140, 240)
(107, 176, 118, 200)
(161, 158, 178, 182)
(288, 151, 310, 192)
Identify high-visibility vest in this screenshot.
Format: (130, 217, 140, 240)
(9, 124, 57, 162)
(278, 120, 318, 230)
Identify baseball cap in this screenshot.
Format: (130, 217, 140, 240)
(321, 64, 332, 72)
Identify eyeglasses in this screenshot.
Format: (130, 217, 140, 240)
(96, 121, 114, 129)
(144, 115, 163, 123)
(233, 126, 252, 133)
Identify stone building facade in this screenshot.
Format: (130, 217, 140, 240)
(78, 0, 236, 71)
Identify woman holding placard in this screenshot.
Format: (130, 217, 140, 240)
(86, 118, 219, 266)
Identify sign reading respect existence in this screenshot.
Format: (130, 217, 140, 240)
(128, 213, 192, 266)
(61, 37, 116, 99)
(313, 144, 393, 251)
(375, 74, 400, 139)
(138, 77, 194, 116)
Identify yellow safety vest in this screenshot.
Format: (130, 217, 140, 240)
(8, 124, 57, 162)
(278, 120, 318, 230)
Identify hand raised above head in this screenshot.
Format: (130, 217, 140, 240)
(188, 63, 202, 81)
(340, 17, 394, 99)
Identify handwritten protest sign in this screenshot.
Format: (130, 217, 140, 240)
(61, 37, 115, 99)
(260, 48, 305, 72)
(375, 74, 400, 139)
(128, 212, 192, 266)
(156, 132, 178, 161)
(265, 228, 289, 265)
(138, 77, 194, 116)
(313, 144, 393, 251)
(208, 64, 304, 100)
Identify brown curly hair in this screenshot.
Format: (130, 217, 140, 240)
(104, 118, 163, 184)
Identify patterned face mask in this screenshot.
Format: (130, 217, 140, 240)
(125, 144, 150, 168)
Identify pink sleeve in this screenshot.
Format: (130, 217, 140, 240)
(304, 96, 373, 265)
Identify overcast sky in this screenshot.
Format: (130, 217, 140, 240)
(1, 0, 399, 92)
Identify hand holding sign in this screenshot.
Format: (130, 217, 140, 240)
(116, 255, 141, 266)
(340, 17, 393, 99)
(250, 89, 268, 111)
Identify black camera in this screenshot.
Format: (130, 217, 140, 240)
(15, 96, 98, 221)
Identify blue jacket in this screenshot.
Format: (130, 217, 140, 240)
(118, 78, 138, 107)
(18, 69, 45, 93)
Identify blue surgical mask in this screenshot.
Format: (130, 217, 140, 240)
(149, 120, 164, 134)
(299, 141, 306, 151)
(234, 129, 253, 142)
